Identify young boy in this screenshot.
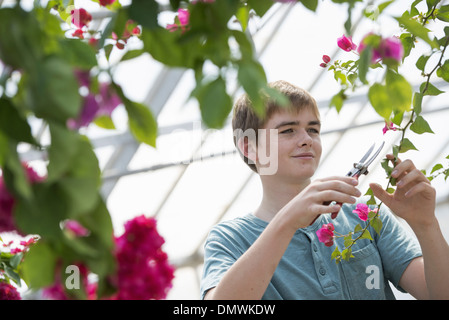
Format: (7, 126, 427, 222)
(200, 80, 449, 300)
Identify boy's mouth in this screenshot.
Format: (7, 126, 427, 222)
(292, 152, 314, 159)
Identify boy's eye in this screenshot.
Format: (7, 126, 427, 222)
(280, 128, 294, 134)
(308, 128, 320, 134)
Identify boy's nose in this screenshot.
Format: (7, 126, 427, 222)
(297, 130, 313, 147)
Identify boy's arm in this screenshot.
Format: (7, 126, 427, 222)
(205, 176, 360, 300)
(370, 155, 449, 299)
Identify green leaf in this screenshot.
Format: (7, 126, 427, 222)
(386, 70, 413, 113)
(28, 56, 82, 124)
(236, 5, 250, 31)
(416, 54, 430, 71)
(368, 83, 392, 119)
(370, 216, 383, 235)
(237, 60, 268, 117)
(128, 0, 159, 30)
(113, 83, 158, 147)
(341, 248, 354, 261)
(127, 102, 158, 147)
(437, 5, 449, 22)
(396, 14, 439, 49)
(247, 0, 274, 17)
(359, 229, 373, 241)
(410, 115, 434, 134)
(399, 138, 418, 153)
(354, 223, 363, 233)
(413, 92, 423, 114)
(420, 82, 444, 96)
(301, 0, 319, 12)
(194, 76, 233, 129)
(58, 39, 97, 70)
(330, 90, 346, 113)
(331, 246, 341, 263)
(0, 98, 38, 146)
(431, 163, 443, 174)
(22, 241, 57, 289)
(358, 46, 372, 84)
(14, 183, 68, 238)
(436, 60, 449, 82)
(0, 7, 45, 71)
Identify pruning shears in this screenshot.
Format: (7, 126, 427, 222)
(328, 141, 385, 219)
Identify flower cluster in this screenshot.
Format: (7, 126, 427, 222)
(316, 203, 379, 248)
(321, 33, 404, 68)
(166, 9, 190, 33)
(358, 34, 403, 64)
(316, 223, 335, 247)
(112, 20, 141, 50)
(67, 71, 121, 130)
(41, 215, 175, 300)
(70, 8, 92, 39)
(0, 164, 44, 234)
(0, 282, 21, 300)
(112, 215, 175, 300)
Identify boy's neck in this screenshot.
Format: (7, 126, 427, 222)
(253, 178, 311, 222)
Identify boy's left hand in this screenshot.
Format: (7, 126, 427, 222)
(369, 154, 436, 230)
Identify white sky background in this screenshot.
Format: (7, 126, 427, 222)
(1, 0, 449, 300)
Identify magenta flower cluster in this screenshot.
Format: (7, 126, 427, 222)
(112, 215, 175, 300)
(68, 71, 121, 130)
(316, 203, 378, 247)
(0, 282, 21, 300)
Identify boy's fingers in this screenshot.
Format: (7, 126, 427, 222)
(369, 183, 392, 207)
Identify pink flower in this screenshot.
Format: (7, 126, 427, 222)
(166, 9, 190, 33)
(316, 223, 335, 247)
(379, 37, 403, 62)
(337, 35, 357, 52)
(71, 8, 92, 29)
(99, 0, 115, 6)
(112, 215, 175, 300)
(320, 55, 331, 68)
(64, 220, 89, 237)
(353, 203, 370, 221)
(382, 121, 398, 135)
(0, 282, 21, 300)
(67, 83, 121, 130)
(358, 34, 403, 64)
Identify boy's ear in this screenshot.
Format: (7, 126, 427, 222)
(237, 137, 257, 163)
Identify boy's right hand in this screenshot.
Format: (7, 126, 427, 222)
(281, 176, 361, 229)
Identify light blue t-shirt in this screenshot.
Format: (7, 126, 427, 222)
(200, 201, 422, 300)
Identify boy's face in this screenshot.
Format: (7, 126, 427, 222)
(257, 107, 322, 180)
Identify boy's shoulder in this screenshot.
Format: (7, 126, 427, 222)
(206, 214, 266, 247)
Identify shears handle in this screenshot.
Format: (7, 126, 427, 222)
(326, 172, 361, 219)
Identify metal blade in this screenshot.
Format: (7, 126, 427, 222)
(362, 141, 385, 168)
(357, 143, 375, 164)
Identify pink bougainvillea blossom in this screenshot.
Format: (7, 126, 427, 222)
(320, 54, 331, 68)
(352, 203, 370, 221)
(64, 220, 89, 237)
(112, 215, 175, 300)
(337, 35, 357, 52)
(0, 282, 21, 300)
(0, 164, 44, 234)
(379, 36, 403, 62)
(67, 82, 121, 130)
(99, 0, 115, 6)
(167, 9, 190, 33)
(382, 121, 398, 135)
(71, 8, 92, 29)
(316, 223, 335, 247)
(358, 34, 403, 64)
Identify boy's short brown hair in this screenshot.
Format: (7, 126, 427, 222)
(232, 80, 320, 173)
